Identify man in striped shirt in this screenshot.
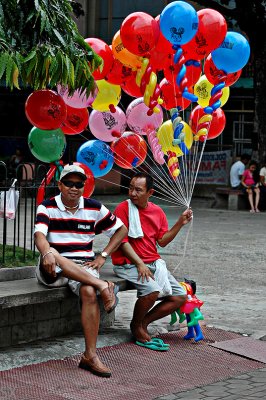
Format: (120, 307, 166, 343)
(34, 164, 127, 378)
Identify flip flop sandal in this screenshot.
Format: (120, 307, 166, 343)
(151, 338, 170, 348)
(135, 340, 169, 351)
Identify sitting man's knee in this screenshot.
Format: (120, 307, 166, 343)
(80, 284, 97, 302)
(174, 294, 187, 307)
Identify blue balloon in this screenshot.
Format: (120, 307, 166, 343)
(76, 140, 114, 178)
(160, 1, 198, 45)
(211, 32, 250, 73)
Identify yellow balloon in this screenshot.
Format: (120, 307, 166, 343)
(194, 75, 230, 108)
(91, 80, 121, 112)
(112, 31, 142, 70)
(157, 120, 193, 156)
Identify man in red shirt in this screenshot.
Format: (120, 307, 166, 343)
(112, 172, 193, 345)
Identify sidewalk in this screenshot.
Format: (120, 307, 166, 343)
(0, 198, 265, 399)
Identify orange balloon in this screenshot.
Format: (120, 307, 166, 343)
(112, 31, 142, 70)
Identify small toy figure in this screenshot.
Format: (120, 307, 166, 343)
(170, 278, 204, 342)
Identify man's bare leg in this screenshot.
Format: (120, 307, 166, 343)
(79, 284, 111, 376)
(130, 291, 159, 342)
(142, 295, 187, 333)
(50, 249, 117, 313)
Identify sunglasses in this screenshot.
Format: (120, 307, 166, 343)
(61, 180, 85, 189)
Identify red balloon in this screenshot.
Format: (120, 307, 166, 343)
(105, 56, 134, 85)
(121, 72, 143, 98)
(120, 12, 160, 56)
(163, 57, 202, 87)
(25, 90, 67, 130)
(61, 105, 89, 135)
(159, 79, 191, 111)
(149, 15, 175, 71)
(189, 105, 226, 140)
(182, 9, 227, 61)
(66, 162, 95, 197)
(204, 54, 242, 87)
(85, 38, 114, 80)
(111, 132, 147, 169)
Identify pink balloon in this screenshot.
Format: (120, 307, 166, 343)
(126, 97, 163, 135)
(89, 106, 127, 142)
(57, 84, 98, 109)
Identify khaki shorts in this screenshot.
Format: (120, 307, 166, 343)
(113, 259, 186, 298)
(36, 257, 99, 294)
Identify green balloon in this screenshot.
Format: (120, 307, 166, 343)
(28, 127, 66, 163)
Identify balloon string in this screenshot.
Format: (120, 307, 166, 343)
(172, 217, 193, 274)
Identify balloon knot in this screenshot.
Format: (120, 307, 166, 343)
(111, 131, 121, 138)
(109, 104, 116, 113)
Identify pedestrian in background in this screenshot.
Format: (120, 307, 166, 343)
(259, 157, 266, 209)
(230, 154, 250, 189)
(241, 160, 260, 213)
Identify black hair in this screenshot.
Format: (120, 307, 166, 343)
(184, 278, 197, 294)
(249, 159, 258, 167)
(240, 153, 251, 161)
(131, 172, 154, 191)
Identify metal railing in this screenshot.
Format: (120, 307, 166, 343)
(0, 162, 59, 266)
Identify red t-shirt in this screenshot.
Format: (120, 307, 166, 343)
(111, 201, 168, 265)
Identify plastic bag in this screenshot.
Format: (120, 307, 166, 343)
(0, 179, 20, 220)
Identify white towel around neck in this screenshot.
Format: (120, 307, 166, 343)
(127, 199, 144, 238)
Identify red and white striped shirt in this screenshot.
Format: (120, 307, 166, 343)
(34, 194, 123, 258)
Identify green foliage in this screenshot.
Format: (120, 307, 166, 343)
(0, 0, 102, 93)
(0, 244, 39, 268)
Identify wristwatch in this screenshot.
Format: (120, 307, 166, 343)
(100, 251, 108, 259)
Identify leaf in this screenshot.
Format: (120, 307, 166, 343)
(0, 52, 9, 80)
(23, 49, 37, 63)
(52, 28, 66, 46)
(12, 65, 20, 89)
(34, 0, 40, 12)
(5, 56, 14, 88)
(25, 55, 37, 77)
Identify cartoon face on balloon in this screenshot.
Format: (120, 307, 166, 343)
(111, 132, 147, 169)
(89, 107, 127, 142)
(25, 90, 67, 130)
(76, 140, 114, 178)
(160, 1, 199, 45)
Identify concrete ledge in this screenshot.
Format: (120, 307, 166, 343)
(0, 263, 133, 347)
(0, 266, 35, 282)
